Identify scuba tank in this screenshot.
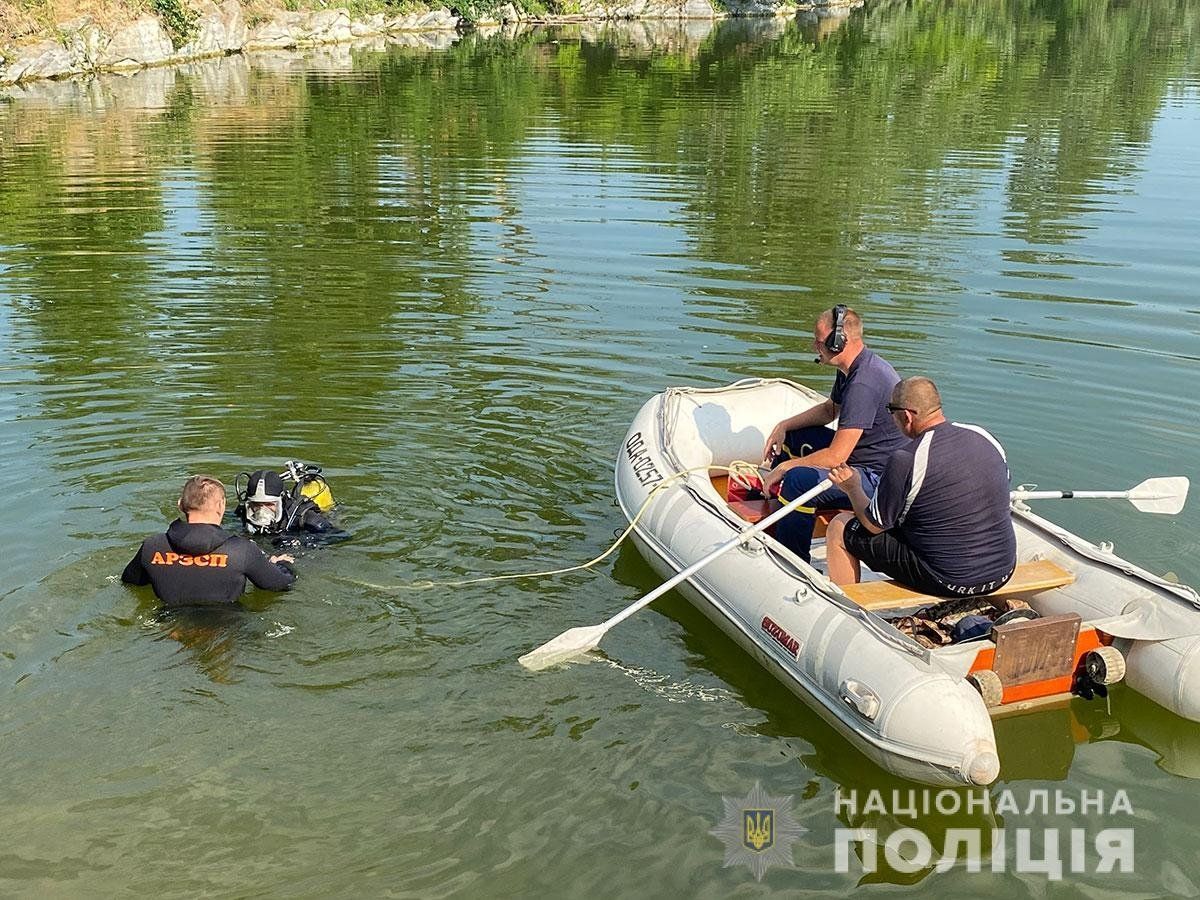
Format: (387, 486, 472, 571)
(298, 475, 335, 511)
(284, 460, 335, 512)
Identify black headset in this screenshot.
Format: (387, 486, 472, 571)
(825, 304, 849, 354)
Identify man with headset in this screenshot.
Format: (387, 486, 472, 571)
(760, 305, 908, 562)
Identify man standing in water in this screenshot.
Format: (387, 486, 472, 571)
(761, 305, 908, 561)
(824, 377, 1016, 596)
(121, 475, 297, 607)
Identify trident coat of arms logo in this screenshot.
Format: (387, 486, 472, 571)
(709, 781, 807, 880)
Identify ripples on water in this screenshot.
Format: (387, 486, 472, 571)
(1, 2, 1200, 893)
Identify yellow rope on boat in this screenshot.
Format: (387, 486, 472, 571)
(346, 461, 770, 592)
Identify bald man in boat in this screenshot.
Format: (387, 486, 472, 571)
(824, 377, 1017, 596)
(761, 305, 908, 562)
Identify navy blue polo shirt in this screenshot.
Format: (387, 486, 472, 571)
(830, 348, 908, 474)
(866, 421, 1017, 586)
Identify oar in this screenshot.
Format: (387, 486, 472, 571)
(519, 478, 833, 671)
(1011, 476, 1189, 515)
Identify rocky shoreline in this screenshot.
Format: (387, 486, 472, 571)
(0, 0, 858, 87)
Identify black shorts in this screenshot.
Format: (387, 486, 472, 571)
(842, 520, 1013, 598)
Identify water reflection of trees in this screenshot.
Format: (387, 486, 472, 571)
(541, 0, 1200, 322)
(1, 0, 1197, 464)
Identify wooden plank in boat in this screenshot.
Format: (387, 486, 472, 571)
(842, 560, 1076, 612)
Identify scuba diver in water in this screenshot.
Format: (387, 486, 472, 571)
(233, 460, 345, 542)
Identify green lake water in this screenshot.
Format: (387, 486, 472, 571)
(2, 0, 1200, 893)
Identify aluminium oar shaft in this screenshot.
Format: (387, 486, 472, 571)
(602, 478, 833, 631)
(520, 478, 834, 670)
(1010, 476, 1188, 515)
(1012, 490, 1141, 501)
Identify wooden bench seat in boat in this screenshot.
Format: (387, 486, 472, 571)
(841, 560, 1076, 612)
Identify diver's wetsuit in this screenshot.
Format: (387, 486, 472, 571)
(121, 520, 295, 607)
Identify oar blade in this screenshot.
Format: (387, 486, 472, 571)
(518, 624, 608, 671)
(1129, 476, 1189, 515)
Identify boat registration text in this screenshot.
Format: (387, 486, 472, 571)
(624, 432, 664, 487)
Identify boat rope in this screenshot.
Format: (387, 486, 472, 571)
(344, 460, 768, 592)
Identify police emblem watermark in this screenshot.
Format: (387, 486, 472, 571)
(710, 781, 807, 880)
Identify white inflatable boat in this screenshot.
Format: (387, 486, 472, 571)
(614, 378, 1200, 786)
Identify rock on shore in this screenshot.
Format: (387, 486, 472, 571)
(0, 1, 463, 85)
(0, 0, 856, 85)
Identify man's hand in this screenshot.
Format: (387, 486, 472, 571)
(761, 459, 798, 495)
(270, 554, 295, 565)
(762, 423, 788, 465)
(830, 464, 884, 535)
(828, 464, 862, 496)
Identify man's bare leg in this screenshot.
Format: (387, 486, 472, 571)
(825, 512, 861, 586)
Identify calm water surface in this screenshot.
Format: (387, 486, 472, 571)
(2, 0, 1200, 893)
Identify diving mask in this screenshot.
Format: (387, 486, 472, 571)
(246, 498, 283, 529)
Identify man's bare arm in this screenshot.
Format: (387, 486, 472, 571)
(762, 398, 837, 461)
(829, 464, 885, 534)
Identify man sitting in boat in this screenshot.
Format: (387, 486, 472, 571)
(823, 376, 1017, 597)
(760, 305, 908, 562)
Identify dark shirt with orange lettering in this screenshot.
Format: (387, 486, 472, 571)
(121, 519, 295, 607)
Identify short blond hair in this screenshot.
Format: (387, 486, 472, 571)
(817, 306, 863, 341)
(179, 475, 225, 512)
